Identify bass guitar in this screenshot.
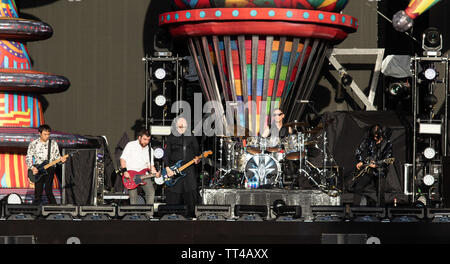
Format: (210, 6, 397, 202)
(155, 150, 213, 187)
(351, 157, 395, 182)
(27, 151, 78, 183)
(120, 168, 158, 190)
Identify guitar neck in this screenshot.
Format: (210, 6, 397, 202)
(177, 154, 205, 173)
(43, 154, 69, 169)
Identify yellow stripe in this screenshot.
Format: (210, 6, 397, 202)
(4, 154, 11, 187)
(319, 0, 337, 8)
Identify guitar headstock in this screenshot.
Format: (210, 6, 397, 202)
(200, 150, 213, 158)
(386, 158, 395, 164)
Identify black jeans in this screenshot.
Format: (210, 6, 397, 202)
(348, 170, 382, 206)
(165, 188, 198, 218)
(33, 167, 57, 205)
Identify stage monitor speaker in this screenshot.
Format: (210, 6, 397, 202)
(79, 205, 116, 220)
(157, 204, 188, 220)
(195, 205, 231, 220)
(426, 208, 450, 222)
(272, 205, 302, 219)
(442, 156, 450, 207)
(311, 206, 345, 222)
(234, 205, 268, 218)
(42, 205, 78, 217)
(4, 204, 41, 220)
(387, 207, 424, 222)
(117, 205, 154, 219)
(349, 207, 386, 222)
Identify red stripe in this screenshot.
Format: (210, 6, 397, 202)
(0, 155, 5, 182)
(8, 154, 16, 187)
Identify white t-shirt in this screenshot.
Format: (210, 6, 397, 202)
(120, 140, 154, 172)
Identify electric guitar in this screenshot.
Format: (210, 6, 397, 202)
(351, 157, 395, 182)
(155, 150, 213, 187)
(120, 168, 158, 190)
(27, 151, 78, 183)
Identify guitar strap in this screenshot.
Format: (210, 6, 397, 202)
(47, 138, 52, 163)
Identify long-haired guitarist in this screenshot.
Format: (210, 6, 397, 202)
(26, 124, 67, 205)
(348, 124, 393, 207)
(163, 117, 200, 218)
(120, 128, 161, 205)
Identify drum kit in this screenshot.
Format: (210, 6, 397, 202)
(211, 120, 342, 197)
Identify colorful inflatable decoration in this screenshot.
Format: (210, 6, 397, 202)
(0, 0, 79, 190)
(160, 1, 357, 135)
(393, 0, 441, 32)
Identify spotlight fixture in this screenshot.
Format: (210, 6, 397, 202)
(424, 67, 437, 81)
(154, 94, 167, 107)
(154, 67, 167, 80)
(6, 193, 22, 204)
(385, 77, 411, 99)
(154, 147, 164, 159)
(422, 27, 442, 56)
(423, 147, 436, 160)
(423, 174, 435, 187)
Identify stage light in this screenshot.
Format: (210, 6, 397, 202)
(423, 147, 436, 160)
(6, 193, 22, 204)
(424, 68, 437, 81)
(422, 27, 442, 56)
(271, 199, 302, 221)
(154, 67, 167, 80)
(423, 94, 438, 108)
(154, 147, 164, 159)
(154, 94, 167, 106)
(423, 174, 435, 187)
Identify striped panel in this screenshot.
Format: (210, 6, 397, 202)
(198, 35, 315, 134)
(0, 152, 60, 189)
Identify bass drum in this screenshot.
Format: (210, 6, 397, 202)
(244, 154, 280, 189)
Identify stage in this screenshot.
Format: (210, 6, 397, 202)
(1, 217, 450, 244)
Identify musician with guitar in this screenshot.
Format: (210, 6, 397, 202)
(348, 124, 393, 207)
(26, 124, 67, 205)
(163, 117, 201, 218)
(120, 128, 161, 205)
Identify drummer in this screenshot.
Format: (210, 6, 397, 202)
(261, 108, 292, 139)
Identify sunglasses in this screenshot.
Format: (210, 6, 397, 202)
(273, 113, 283, 116)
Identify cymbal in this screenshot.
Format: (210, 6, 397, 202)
(304, 140, 319, 146)
(305, 128, 322, 134)
(283, 122, 308, 128)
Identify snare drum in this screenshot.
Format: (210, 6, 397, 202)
(262, 137, 282, 153)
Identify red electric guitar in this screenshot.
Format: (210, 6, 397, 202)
(120, 168, 158, 190)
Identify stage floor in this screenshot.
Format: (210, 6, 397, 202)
(0, 220, 450, 244)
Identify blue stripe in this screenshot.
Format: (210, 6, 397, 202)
(28, 96, 34, 126)
(13, 94, 18, 111)
(21, 95, 25, 112)
(4, 92, 8, 114)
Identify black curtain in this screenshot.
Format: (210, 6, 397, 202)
(320, 111, 412, 204)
